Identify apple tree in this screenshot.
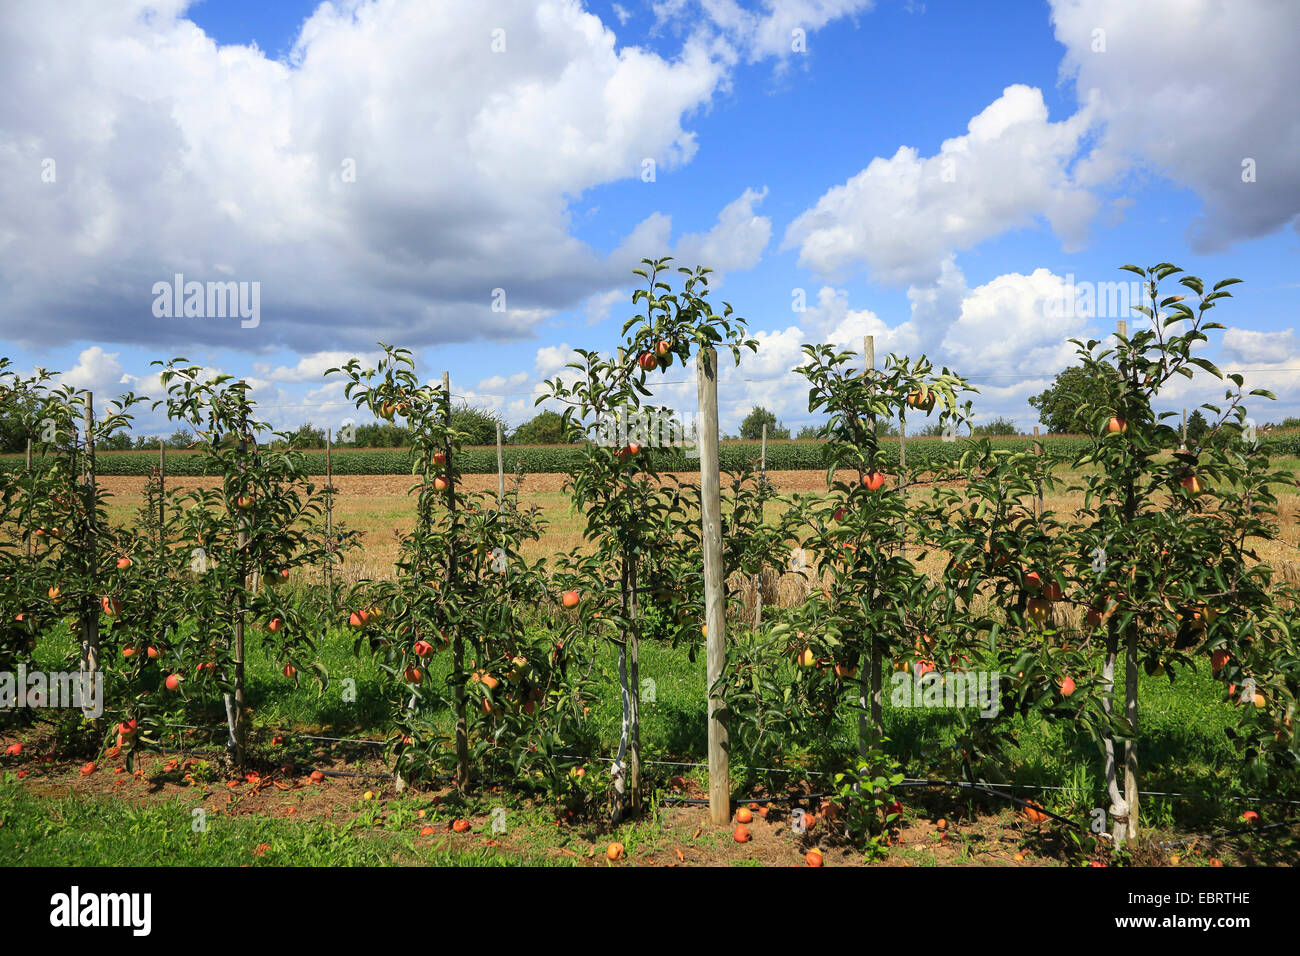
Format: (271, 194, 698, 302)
(152, 361, 332, 769)
(540, 258, 756, 817)
(785, 344, 974, 754)
(330, 346, 597, 796)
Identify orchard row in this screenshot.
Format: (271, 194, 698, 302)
(1, 260, 1295, 851)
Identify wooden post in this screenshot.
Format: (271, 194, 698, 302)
(158, 441, 166, 543)
(861, 336, 883, 744)
(496, 421, 505, 507)
(228, 404, 250, 768)
(24, 438, 32, 559)
(325, 428, 333, 597)
(697, 346, 729, 825)
(760, 422, 767, 484)
(1032, 425, 1043, 518)
(1118, 316, 1138, 845)
(1180, 408, 1187, 451)
(897, 416, 907, 559)
(444, 371, 469, 792)
(79, 395, 99, 720)
(626, 556, 642, 817)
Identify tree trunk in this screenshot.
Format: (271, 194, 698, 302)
(1123, 623, 1139, 843)
(1101, 628, 1128, 845)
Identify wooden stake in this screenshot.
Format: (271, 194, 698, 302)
(1119, 318, 1138, 844)
(79, 395, 99, 720)
(325, 428, 333, 597)
(697, 346, 729, 825)
(444, 371, 469, 792)
(496, 421, 505, 507)
(158, 441, 166, 543)
(861, 336, 883, 743)
(1033, 425, 1043, 518)
(228, 404, 250, 768)
(897, 415, 907, 559)
(24, 438, 31, 559)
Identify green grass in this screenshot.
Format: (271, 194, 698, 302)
(25, 619, 1258, 815)
(0, 776, 567, 866)
(13, 602, 1285, 865)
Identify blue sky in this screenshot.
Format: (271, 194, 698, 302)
(2, 0, 1297, 437)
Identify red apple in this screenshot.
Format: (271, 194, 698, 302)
(561, 590, 580, 609)
(432, 451, 447, 466)
(1060, 676, 1076, 697)
(1106, 417, 1127, 434)
(116, 556, 132, 570)
(638, 352, 657, 371)
(906, 390, 936, 412)
(413, 640, 433, 657)
(165, 674, 182, 691)
(863, 471, 887, 491)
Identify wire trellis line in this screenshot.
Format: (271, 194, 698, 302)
(147, 721, 1300, 806)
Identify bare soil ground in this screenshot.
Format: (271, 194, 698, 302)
(4, 725, 1275, 868)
